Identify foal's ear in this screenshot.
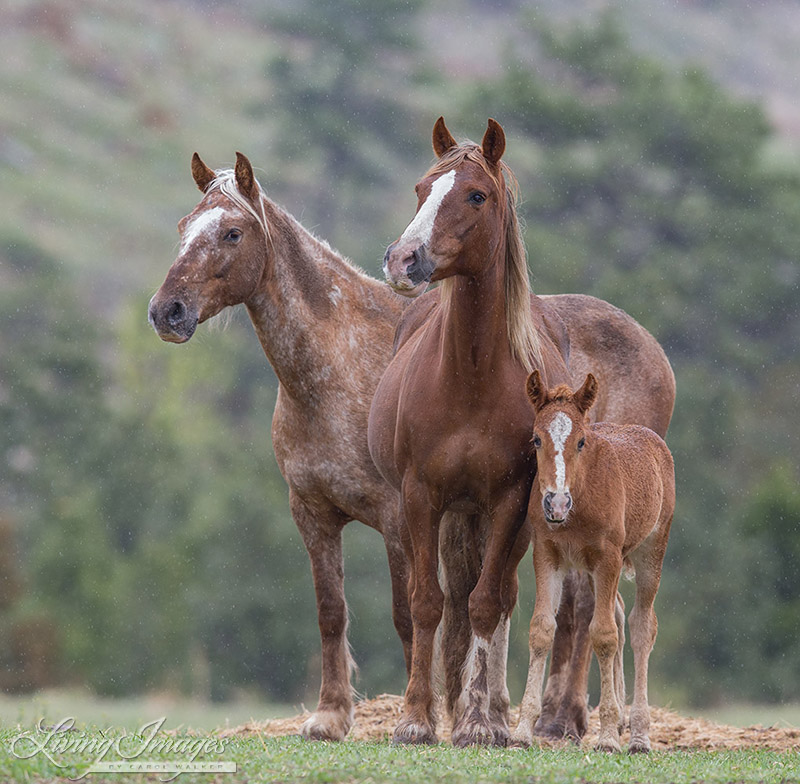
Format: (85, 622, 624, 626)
(432, 116, 457, 158)
(481, 118, 506, 167)
(191, 153, 216, 192)
(235, 151, 259, 202)
(574, 373, 598, 415)
(526, 370, 547, 412)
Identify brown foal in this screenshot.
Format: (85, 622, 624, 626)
(514, 371, 675, 753)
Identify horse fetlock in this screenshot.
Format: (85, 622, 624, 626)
(451, 706, 496, 747)
(300, 707, 354, 742)
(392, 717, 438, 746)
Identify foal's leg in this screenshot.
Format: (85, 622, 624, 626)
(626, 549, 662, 753)
(591, 555, 624, 753)
(512, 554, 563, 747)
(536, 571, 593, 740)
(393, 478, 443, 745)
(292, 495, 354, 742)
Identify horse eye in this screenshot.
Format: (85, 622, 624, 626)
(532, 435, 542, 449)
(577, 437, 585, 451)
(469, 191, 486, 205)
(225, 228, 242, 242)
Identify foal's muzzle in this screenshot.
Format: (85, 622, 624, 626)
(382, 241, 435, 298)
(543, 491, 572, 525)
(148, 295, 199, 343)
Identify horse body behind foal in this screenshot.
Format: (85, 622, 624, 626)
(515, 372, 675, 753)
(148, 153, 411, 741)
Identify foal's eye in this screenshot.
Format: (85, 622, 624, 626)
(532, 435, 542, 449)
(468, 191, 486, 205)
(224, 228, 243, 242)
(577, 437, 585, 451)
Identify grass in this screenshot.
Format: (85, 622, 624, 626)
(0, 730, 797, 784)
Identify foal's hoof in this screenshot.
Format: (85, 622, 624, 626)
(593, 737, 622, 754)
(628, 737, 651, 754)
(300, 709, 352, 742)
(452, 710, 495, 747)
(392, 719, 437, 745)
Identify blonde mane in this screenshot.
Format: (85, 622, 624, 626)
(430, 145, 542, 371)
(207, 168, 273, 252)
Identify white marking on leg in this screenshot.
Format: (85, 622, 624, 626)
(548, 412, 572, 492)
(181, 206, 226, 251)
(400, 170, 456, 246)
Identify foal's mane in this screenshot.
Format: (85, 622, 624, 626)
(426, 144, 542, 371)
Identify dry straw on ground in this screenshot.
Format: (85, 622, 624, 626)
(224, 694, 800, 751)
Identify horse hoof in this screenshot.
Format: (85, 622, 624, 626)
(392, 719, 437, 745)
(594, 738, 622, 754)
(300, 709, 352, 742)
(628, 737, 651, 754)
(509, 730, 533, 748)
(452, 714, 495, 747)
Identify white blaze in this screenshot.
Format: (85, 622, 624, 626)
(399, 170, 456, 246)
(547, 412, 573, 492)
(181, 206, 226, 251)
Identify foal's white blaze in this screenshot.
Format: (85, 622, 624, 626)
(548, 412, 573, 492)
(399, 169, 456, 246)
(181, 206, 226, 251)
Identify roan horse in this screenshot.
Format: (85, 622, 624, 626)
(370, 117, 675, 746)
(149, 152, 413, 741)
(515, 371, 674, 753)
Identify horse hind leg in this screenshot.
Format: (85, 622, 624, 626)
(292, 495, 355, 742)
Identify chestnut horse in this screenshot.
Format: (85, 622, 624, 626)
(516, 371, 674, 753)
(370, 117, 675, 745)
(148, 153, 413, 741)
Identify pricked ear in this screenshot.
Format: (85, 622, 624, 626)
(575, 373, 598, 415)
(432, 116, 457, 158)
(481, 118, 506, 167)
(526, 369, 548, 412)
(234, 151, 259, 202)
(191, 153, 216, 192)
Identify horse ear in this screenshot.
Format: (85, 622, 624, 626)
(575, 373, 598, 415)
(526, 370, 547, 411)
(234, 151, 259, 202)
(481, 118, 506, 167)
(191, 153, 216, 192)
(432, 116, 457, 158)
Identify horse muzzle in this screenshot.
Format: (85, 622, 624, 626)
(148, 294, 199, 343)
(382, 241, 434, 298)
(543, 491, 572, 526)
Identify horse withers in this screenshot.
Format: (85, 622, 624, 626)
(513, 371, 675, 753)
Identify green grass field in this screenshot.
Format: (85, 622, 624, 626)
(1, 730, 798, 784)
(1, 691, 798, 782)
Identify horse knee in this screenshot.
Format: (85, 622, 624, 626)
(468, 591, 501, 640)
(590, 621, 618, 660)
(530, 615, 557, 658)
(412, 585, 444, 631)
(317, 594, 347, 640)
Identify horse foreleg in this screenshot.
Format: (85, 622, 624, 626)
(452, 490, 528, 747)
(383, 512, 413, 675)
(590, 555, 624, 753)
(393, 479, 443, 745)
(536, 571, 594, 741)
(512, 549, 563, 747)
(292, 494, 354, 742)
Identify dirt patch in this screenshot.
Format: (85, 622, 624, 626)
(224, 694, 800, 751)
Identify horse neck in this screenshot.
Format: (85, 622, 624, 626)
(438, 245, 514, 377)
(244, 197, 395, 403)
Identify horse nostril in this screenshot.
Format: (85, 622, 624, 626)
(543, 493, 554, 513)
(166, 300, 186, 327)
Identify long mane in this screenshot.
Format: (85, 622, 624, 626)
(206, 168, 273, 250)
(427, 144, 542, 371)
